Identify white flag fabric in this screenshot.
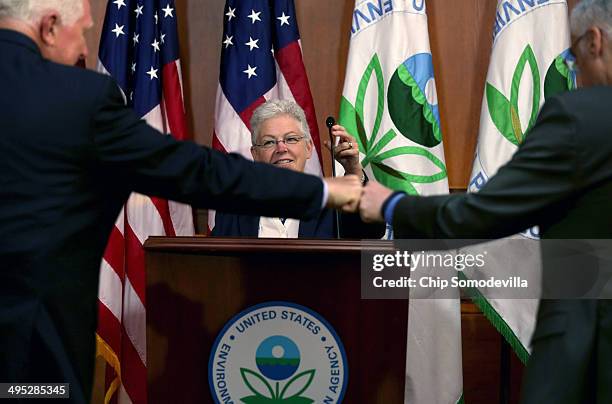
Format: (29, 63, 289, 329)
(339, 1, 462, 403)
(468, 0, 574, 362)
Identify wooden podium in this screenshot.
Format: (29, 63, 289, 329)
(144, 237, 408, 403)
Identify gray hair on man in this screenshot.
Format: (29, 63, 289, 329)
(250, 99, 312, 145)
(571, 0, 612, 39)
(0, 0, 83, 25)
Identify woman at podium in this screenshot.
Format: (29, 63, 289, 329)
(212, 99, 383, 239)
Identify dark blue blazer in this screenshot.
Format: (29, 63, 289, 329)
(212, 209, 334, 237)
(213, 209, 385, 239)
(0, 29, 324, 402)
(392, 89, 612, 403)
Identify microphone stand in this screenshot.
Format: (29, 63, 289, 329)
(326, 116, 341, 239)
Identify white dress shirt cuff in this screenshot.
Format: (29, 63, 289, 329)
(321, 179, 328, 209)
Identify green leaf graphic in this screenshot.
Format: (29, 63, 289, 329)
(388, 64, 441, 147)
(340, 53, 447, 195)
(280, 369, 315, 399)
(371, 162, 418, 195)
(510, 44, 540, 137)
(355, 54, 385, 150)
(373, 146, 447, 184)
(486, 83, 517, 146)
(240, 368, 275, 400)
(361, 129, 396, 168)
(339, 96, 367, 153)
(488, 44, 543, 146)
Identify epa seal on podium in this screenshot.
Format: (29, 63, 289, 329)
(208, 301, 348, 403)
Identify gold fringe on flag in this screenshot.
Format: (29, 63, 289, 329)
(95, 333, 122, 404)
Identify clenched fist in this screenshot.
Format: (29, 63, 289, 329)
(360, 181, 394, 222)
(324, 175, 362, 212)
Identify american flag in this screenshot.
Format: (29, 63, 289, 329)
(212, 0, 322, 228)
(95, 1, 194, 403)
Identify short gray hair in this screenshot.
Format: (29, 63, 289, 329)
(0, 0, 83, 25)
(250, 99, 312, 145)
(571, 0, 612, 38)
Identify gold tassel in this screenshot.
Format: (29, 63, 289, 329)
(95, 334, 122, 404)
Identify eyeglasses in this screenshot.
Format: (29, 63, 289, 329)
(567, 31, 589, 74)
(566, 52, 579, 74)
(253, 135, 305, 150)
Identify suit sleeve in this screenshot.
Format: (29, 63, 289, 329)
(393, 96, 582, 238)
(90, 77, 323, 220)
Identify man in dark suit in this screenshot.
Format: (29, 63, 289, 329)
(213, 99, 384, 239)
(0, 1, 361, 402)
(359, 0, 612, 402)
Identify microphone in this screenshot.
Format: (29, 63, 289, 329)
(326, 116, 341, 239)
(326, 116, 337, 179)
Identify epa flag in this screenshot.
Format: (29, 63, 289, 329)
(96, 1, 194, 403)
(339, 1, 462, 403)
(212, 0, 323, 173)
(467, 0, 573, 365)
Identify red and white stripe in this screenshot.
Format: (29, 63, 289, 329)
(96, 59, 193, 404)
(211, 40, 322, 229)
